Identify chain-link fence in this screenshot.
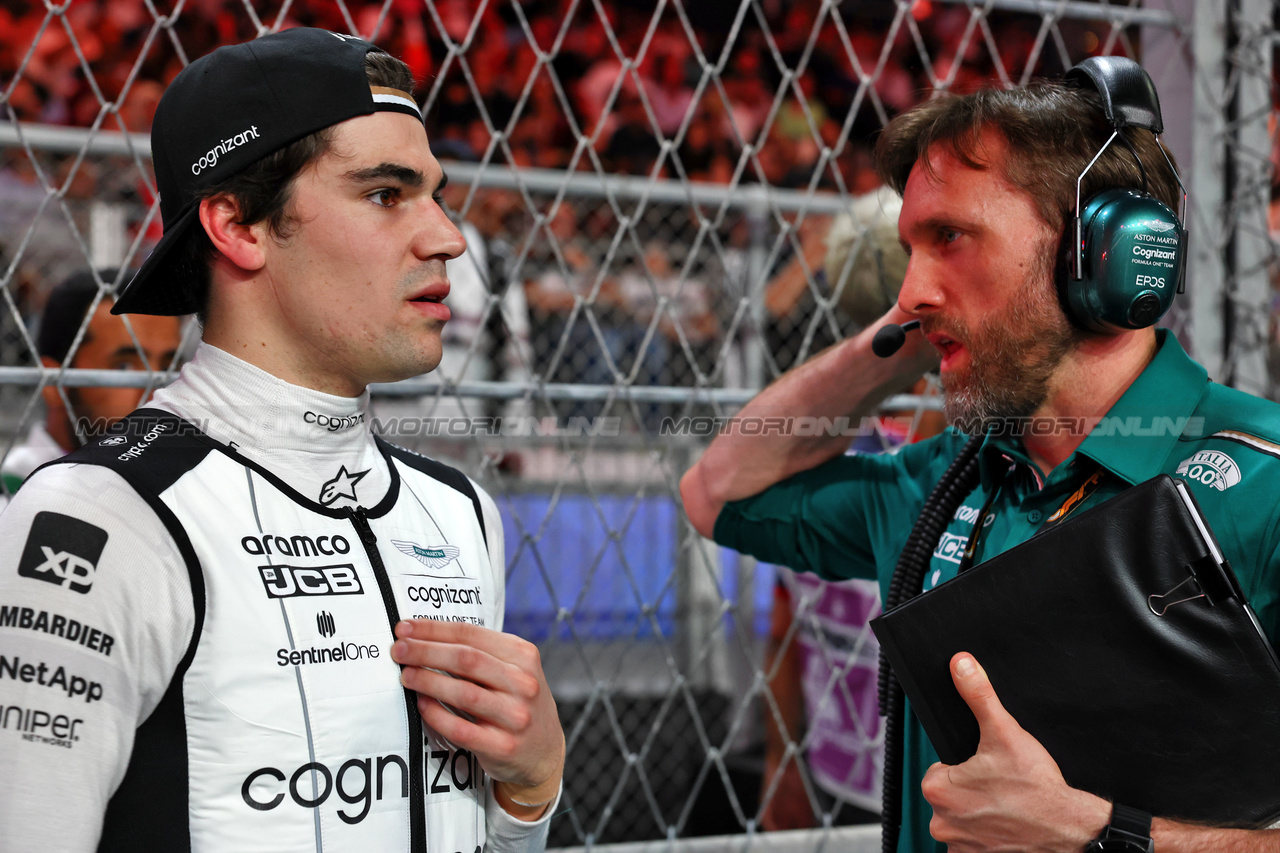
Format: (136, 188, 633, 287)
(2, 1, 1277, 850)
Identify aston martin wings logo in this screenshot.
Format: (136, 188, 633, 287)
(391, 540, 461, 570)
(1149, 220, 1177, 233)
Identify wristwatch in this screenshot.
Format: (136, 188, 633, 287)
(1085, 803, 1154, 852)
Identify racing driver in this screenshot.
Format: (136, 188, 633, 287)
(0, 28, 563, 853)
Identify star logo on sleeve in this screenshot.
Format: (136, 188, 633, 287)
(318, 465, 370, 506)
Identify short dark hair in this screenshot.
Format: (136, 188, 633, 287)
(875, 81, 1181, 233)
(179, 49, 416, 323)
(38, 268, 135, 363)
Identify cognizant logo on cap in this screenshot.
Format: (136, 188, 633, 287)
(192, 125, 261, 175)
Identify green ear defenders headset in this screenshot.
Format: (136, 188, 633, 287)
(1060, 56, 1189, 333)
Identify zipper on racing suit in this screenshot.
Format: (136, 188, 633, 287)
(350, 506, 428, 852)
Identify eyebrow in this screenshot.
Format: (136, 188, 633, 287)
(343, 162, 427, 188)
(909, 215, 979, 238)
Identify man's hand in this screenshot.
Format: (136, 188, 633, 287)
(391, 619, 565, 820)
(921, 652, 1109, 852)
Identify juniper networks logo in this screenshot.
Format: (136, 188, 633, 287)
(317, 610, 335, 638)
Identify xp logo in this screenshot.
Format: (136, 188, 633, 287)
(391, 540, 461, 572)
(1176, 450, 1241, 492)
(17, 512, 108, 594)
(99, 436, 127, 447)
(258, 565, 363, 599)
(317, 611, 336, 638)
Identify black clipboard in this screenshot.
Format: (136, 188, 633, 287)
(870, 474, 1280, 827)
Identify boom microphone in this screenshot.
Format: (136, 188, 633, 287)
(871, 319, 921, 358)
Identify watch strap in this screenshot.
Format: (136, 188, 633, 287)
(1109, 803, 1153, 839)
(1087, 802, 1154, 852)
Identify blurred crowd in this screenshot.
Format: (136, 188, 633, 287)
(0, 0, 1108, 405)
(3, 0, 1072, 181)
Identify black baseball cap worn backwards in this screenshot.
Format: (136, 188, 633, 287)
(113, 28, 423, 316)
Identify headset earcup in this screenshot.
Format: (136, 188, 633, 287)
(1064, 189, 1182, 333)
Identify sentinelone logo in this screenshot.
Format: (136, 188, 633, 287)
(276, 640, 378, 668)
(192, 125, 260, 175)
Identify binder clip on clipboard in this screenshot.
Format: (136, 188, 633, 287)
(870, 474, 1280, 828)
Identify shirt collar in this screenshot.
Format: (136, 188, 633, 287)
(1075, 329, 1207, 484)
(972, 330, 1207, 488)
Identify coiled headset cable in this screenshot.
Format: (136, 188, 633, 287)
(877, 433, 984, 853)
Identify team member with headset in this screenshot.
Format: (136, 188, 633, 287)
(682, 57, 1280, 851)
(0, 29, 562, 852)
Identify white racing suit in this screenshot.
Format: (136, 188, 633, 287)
(0, 342, 554, 853)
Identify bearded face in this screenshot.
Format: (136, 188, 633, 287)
(930, 243, 1080, 434)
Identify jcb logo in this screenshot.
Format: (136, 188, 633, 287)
(258, 565, 364, 599)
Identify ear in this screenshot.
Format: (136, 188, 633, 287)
(199, 195, 267, 273)
(40, 355, 64, 412)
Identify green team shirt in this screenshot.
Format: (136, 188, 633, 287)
(714, 330, 1280, 853)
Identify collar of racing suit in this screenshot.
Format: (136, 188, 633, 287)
(148, 341, 389, 509)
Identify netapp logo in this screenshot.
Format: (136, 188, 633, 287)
(0, 605, 115, 656)
(304, 411, 365, 431)
(242, 754, 408, 824)
(0, 656, 104, 703)
(192, 125, 260, 175)
(276, 640, 379, 668)
(18, 512, 108, 594)
(405, 585, 482, 608)
(1, 703, 84, 749)
(242, 533, 351, 557)
(259, 565, 363, 599)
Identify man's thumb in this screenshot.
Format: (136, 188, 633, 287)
(951, 652, 1005, 733)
